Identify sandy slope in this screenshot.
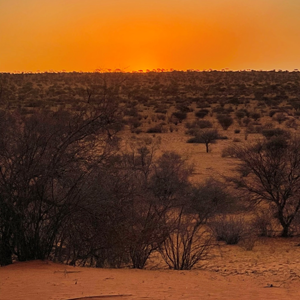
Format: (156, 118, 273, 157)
(1, 238, 300, 300)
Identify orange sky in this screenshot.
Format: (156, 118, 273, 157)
(1, 0, 300, 72)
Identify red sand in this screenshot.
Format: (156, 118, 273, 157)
(1, 248, 300, 300)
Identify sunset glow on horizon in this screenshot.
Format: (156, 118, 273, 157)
(1, 0, 300, 72)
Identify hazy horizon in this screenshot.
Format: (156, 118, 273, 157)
(1, 0, 300, 72)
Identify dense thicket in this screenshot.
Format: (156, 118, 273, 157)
(0, 102, 121, 266)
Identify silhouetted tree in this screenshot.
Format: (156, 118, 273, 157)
(196, 129, 219, 153)
(230, 136, 300, 237)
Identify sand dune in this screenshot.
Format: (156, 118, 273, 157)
(1, 238, 300, 300)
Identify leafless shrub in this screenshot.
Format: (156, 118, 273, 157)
(159, 209, 212, 270)
(209, 216, 250, 245)
(238, 233, 258, 251)
(252, 210, 276, 237)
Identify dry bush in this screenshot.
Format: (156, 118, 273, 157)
(221, 145, 238, 158)
(250, 112, 261, 121)
(159, 210, 212, 270)
(238, 234, 258, 251)
(195, 109, 210, 118)
(217, 114, 233, 130)
(171, 111, 187, 123)
(185, 120, 213, 136)
(246, 122, 263, 133)
(252, 209, 276, 237)
(147, 124, 164, 133)
(209, 216, 251, 245)
(261, 127, 290, 140)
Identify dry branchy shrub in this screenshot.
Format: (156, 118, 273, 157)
(209, 216, 251, 245)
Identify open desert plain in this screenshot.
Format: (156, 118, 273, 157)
(1, 71, 300, 300)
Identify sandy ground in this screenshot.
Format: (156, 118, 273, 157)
(1, 238, 300, 300)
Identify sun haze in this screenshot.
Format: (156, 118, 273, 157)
(1, 0, 300, 72)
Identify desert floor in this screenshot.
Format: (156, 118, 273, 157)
(1, 237, 300, 300)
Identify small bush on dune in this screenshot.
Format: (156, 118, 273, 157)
(209, 216, 251, 245)
(252, 210, 276, 237)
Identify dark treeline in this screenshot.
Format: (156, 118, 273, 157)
(1, 70, 300, 111)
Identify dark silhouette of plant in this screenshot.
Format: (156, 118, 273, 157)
(187, 129, 219, 153)
(0, 102, 121, 265)
(190, 178, 238, 217)
(171, 111, 187, 123)
(217, 114, 233, 130)
(209, 216, 250, 245)
(229, 136, 300, 237)
(261, 127, 290, 140)
(195, 109, 209, 118)
(159, 208, 212, 270)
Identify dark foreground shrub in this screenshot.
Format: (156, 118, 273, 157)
(209, 216, 250, 245)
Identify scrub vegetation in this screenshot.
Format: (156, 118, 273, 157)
(1, 70, 300, 269)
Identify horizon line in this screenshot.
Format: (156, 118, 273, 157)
(1, 68, 299, 74)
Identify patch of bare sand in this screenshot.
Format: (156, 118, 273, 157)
(1, 238, 300, 300)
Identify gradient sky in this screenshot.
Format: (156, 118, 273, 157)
(1, 0, 300, 72)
